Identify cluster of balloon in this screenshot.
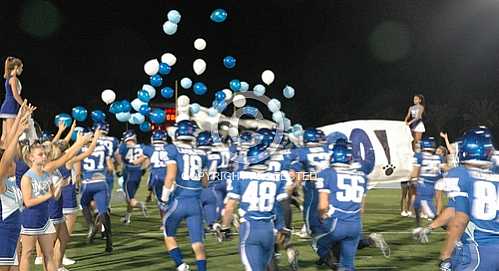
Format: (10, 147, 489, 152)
(54, 113, 72, 127)
(223, 56, 236, 69)
(71, 106, 87, 122)
(163, 10, 181, 35)
(210, 8, 228, 23)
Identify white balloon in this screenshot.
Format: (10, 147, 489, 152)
(131, 98, 146, 112)
(229, 127, 239, 137)
(161, 53, 177, 66)
(101, 89, 116, 105)
(177, 105, 190, 115)
(261, 70, 275, 85)
(180, 77, 192, 89)
(272, 111, 285, 123)
(142, 84, 156, 99)
(176, 113, 190, 122)
(144, 59, 160, 76)
(194, 38, 207, 50)
(208, 107, 218, 117)
(177, 95, 190, 107)
(267, 99, 281, 113)
(222, 89, 232, 101)
(284, 118, 292, 130)
(193, 59, 207, 75)
(232, 94, 246, 108)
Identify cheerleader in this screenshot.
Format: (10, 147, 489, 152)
(404, 94, 425, 150)
(1, 57, 24, 148)
(0, 101, 32, 271)
(19, 131, 90, 271)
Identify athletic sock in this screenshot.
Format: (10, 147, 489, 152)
(168, 247, 184, 267)
(196, 259, 207, 271)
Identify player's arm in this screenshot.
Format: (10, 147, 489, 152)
(52, 122, 67, 143)
(221, 198, 238, 228)
(62, 120, 77, 144)
(440, 211, 468, 262)
(106, 157, 114, 172)
(161, 161, 177, 202)
(316, 172, 330, 219)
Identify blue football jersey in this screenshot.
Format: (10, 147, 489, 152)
(293, 145, 331, 173)
(447, 166, 499, 245)
(98, 136, 119, 160)
(166, 143, 208, 198)
(206, 151, 222, 184)
(317, 167, 368, 222)
(119, 143, 149, 171)
(227, 169, 287, 221)
(149, 143, 169, 174)
(413, 152, 445, 184)
(81, 144, 110, 180)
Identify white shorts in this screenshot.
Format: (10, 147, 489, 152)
(412, 122, 425, 133)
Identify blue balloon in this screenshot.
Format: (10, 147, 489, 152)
(120, 100, 131, 112)
(214, 100, 227, 112)
(139, 104, 151, 115)
(161, 87, 174, 99)
(210, 8, 228, 23)
(54, 113, 72, 127)
(116, 112, 131, 122)
(190, 103, 201, 114)
(283, 85, 295, 99)
(91, 110, 106, 123)
(139, 122, 151, 132)
(130, 113, 145, 125)
(180, 77, 192, 89)
(193, 82, 207, 95)
(159, 63, 172, 75)
(240, 81, 249, 92)
(71, 106, 87, 122)
(253, 84, 266, 96)
(167, 10, 181, 24)
(149, 108, 165, 124)
(150, 74, 163, 87)
(137, 89, 151, 103)
(163, 21, 178, 35)
(109, 102, 122, 114)
(242, 106, 258, 117)
(229, 79, 241, 92)
(214, 90, 226, 101)
(223, 56, 236, 69)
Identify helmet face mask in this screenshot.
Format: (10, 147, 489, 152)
(331, 143, 353, 166)
(196, 131, 213, 150)
(420, 137, 436, 152)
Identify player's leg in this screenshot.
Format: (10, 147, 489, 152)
(476, 244, 499, 270)
(125, 170, 147, 218)
(451, 242, 479, 271)
(152, 175, 167, 226)
(336, 222, 362, 271)
(186, 200, 207, 271)
(239, 221, 265, 271)
(94, 182, 112, 252)
(163, 199, 188, 270)
(202, 187, 220, 229)
(80, 183, 97, 243)
(145, 172, 153, 203)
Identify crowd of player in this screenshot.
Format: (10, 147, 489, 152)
(1, 98, 499, 271)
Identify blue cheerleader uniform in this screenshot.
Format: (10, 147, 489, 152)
(0, 76, 20, 119)
(48, 167, 71, 224)
(0, 177, 23, 266)
(20, 169, 55, 235)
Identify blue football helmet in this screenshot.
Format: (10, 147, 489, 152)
(151, 130, 167, 144)
(303, 128, 319, 145)
(316, 129, 326, 143)
(196, 131, 213, 149)
(39, 131, 54, 143)
(122, 130, 137, 142)
(246, 144, 270, 166)
(331, 142, 353, 165)
(459, 128, 494, 163)
(239, 131, 255, 146)
(420, 137, 436, 151)
(92, 122, 110, 134)
(175, 120, 196, 141)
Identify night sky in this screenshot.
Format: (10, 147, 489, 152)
(2, 0, 499, 141)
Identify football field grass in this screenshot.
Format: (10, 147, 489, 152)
(38, 187, 445, 270)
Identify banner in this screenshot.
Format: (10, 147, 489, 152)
(320, 120, 414, 184)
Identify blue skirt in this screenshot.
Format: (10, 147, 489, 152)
(0, 210, 21, 265)
(0, 98, 19, 118)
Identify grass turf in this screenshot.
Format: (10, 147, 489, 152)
(33, 186, 444, 270)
